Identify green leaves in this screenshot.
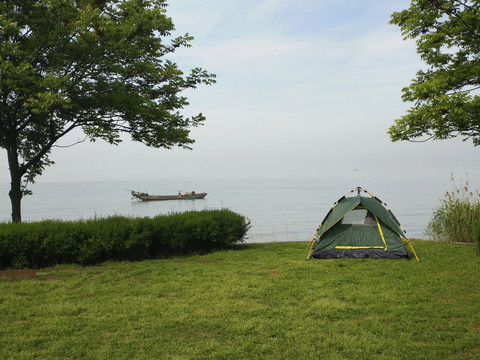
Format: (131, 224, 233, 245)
(389, 0, 480, 145)
(0, 0, 215, 221)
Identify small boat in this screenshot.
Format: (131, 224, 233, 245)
(131, 190, 207, 201)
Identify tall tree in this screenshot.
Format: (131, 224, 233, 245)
(0, 0, 216, 222)
(388, 0, 480, 144)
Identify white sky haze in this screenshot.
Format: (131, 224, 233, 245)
(1, 0, 478, 183)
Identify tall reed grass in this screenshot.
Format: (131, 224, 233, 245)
(426, 174, 480, 243)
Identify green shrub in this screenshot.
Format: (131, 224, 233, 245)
(149, 210, 251, 255)
(0, 209, 250, 269)
(426, 175, 480, 243)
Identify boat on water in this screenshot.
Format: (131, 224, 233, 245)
(131, 190, 207, 201)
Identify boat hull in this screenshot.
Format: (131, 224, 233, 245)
(131, 191, 207, 201)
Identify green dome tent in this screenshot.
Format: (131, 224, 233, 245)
(307, 187, 419, 261)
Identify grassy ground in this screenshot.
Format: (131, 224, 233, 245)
(0, 240, 479, 360)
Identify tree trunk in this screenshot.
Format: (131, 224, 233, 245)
(6, 146, 23, 223)
(9, 176, 22, 223)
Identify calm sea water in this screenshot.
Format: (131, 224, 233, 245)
(0, 174, 476, 242)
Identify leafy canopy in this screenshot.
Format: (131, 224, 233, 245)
(388, 0, 480, 145)
(0, 0, 216, 189)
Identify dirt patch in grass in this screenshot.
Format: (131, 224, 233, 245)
(266, 269, 282, 277)
(0, 268, 38, 280)
(0, 268, 61, 281)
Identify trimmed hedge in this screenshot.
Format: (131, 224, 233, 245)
(0, 209, 250, 269)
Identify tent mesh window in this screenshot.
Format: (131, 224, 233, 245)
(342, 208, 376, 226)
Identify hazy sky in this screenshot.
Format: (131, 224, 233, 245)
(1, 0, 478, 183)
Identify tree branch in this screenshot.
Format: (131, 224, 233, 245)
(406, 135, 436, 143)
(20, 120, 82, 174)
(447, 85, 480, 96)
(53, 135, 88, 148)
(447, 1, 480, 39)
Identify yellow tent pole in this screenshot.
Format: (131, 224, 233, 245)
(306, 237, 315, 250)
(306, 234, 318, 260)
(402, 237, 419, 262)
(373, 213, 387, 250)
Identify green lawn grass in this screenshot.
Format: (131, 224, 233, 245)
(1, 240, 479, 360)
